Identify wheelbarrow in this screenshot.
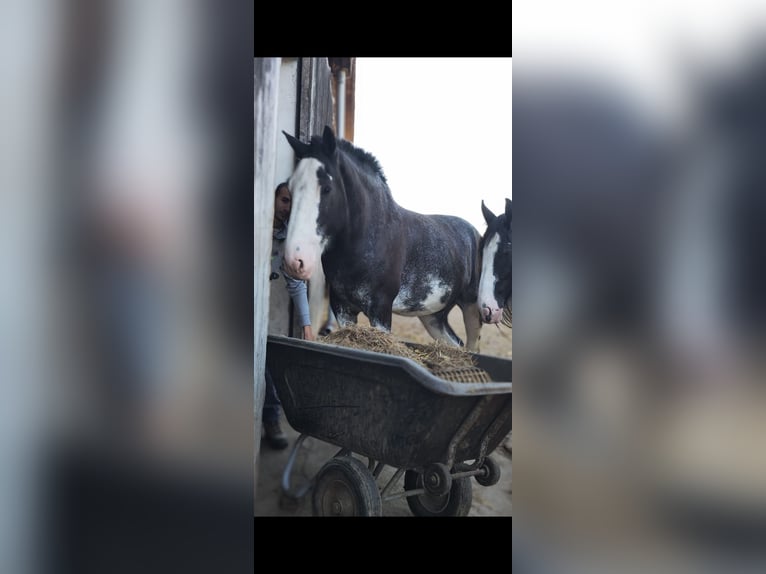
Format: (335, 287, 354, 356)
(265, 334, 512, 516)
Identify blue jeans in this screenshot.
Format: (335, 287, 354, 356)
(263, 368, 282, 423)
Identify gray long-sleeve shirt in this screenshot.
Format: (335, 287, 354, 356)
(271, 223, 311, 327)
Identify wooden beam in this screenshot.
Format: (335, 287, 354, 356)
(253, 57, 280, 502)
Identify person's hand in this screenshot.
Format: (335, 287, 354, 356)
(303, 325, 315, 341)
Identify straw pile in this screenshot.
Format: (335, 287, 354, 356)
(414, 339, 477, 371)
(320, 325, 492, 383)
(320, 325, 422, 363)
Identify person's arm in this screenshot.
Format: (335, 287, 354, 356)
(282, 273, 315, 340)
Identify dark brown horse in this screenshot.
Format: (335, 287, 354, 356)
(282, 126, 483, 350)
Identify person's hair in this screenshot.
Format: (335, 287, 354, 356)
(274, 181, 290, 196)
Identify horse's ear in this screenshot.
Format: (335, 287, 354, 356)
(481, 200, 496, 226)
(504, 198, 512, 225)
(322, 125, 337, 156)
(283, 130, 310, 158)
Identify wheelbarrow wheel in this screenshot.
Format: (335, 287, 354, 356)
(312, 456, 382, 516)
(475, 455, 501, 487)
(422, 463, 452, 496)
(404, 469, 473, 517)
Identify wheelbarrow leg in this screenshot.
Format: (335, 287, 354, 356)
(280, 433, 314, 502)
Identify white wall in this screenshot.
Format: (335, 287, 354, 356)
(275, 58, 299, 185)
(268, 58, 299, 336)
(254, 56, 281, 500)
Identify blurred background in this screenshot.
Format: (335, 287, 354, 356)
(2, 1, 253, 572)
(7, 0, 766, 569)
(514, 1, 766, 572)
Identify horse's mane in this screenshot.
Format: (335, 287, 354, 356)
(309, 134, 395, 205)
(335, 138, 389, 186)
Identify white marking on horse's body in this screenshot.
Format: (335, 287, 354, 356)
(392, 276, 450, 316)
(478, 233, 503, 323)
(284, 158, 324, 281)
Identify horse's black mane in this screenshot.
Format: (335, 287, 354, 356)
(311, 135, 388, 186)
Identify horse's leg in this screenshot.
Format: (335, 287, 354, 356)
(418, 309, 463, 347)
(329, 292, 358, 328)
(366, 298, 393, 332)
(460, 301, 483, 353)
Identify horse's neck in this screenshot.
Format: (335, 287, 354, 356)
(340, 158, 401, 223)
(323, 163, 399, 265)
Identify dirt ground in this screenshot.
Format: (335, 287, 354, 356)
(255, 307, 512, 517)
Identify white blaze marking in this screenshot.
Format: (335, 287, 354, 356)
(479, 233, 502, 311)
(284, 158, 324, 278)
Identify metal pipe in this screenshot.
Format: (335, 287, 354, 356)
(380, 467, 405, 499)
(337, 68, 346, 139)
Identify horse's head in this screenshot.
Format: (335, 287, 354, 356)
(281, 125, 347, 281)
(479, 198, 512, 324)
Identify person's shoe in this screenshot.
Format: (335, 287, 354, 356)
(262, 419, 289, 450)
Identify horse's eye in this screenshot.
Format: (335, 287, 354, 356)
(321, 185, 331, 195)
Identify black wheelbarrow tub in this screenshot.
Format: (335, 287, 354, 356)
(265, 335, 512, 471)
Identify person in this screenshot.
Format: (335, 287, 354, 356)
(262, 181, 314, 449)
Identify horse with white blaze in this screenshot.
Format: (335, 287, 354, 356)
(478, 199, 512, 325)
(282, 126, 484, 351)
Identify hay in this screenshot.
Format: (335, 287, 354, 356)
(430, 366, 492, 383)
(320, 325, 492, 382)
(320, 325, 422, 363)
(411, 339, 477, 371)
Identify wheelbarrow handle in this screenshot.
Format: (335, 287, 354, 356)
(280, 434, 315, 500)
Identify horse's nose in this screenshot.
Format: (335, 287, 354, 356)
(481, 304, 502, 324)
(284, 254, 310, 280)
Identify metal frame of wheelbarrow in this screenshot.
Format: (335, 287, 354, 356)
(280, 393, 509, 505)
